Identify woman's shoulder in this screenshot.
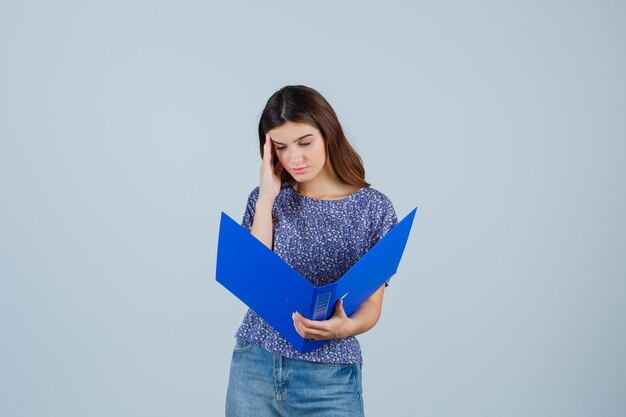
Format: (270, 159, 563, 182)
(247, 185, 260, 199)
(359, 186, 390, 199)
(242, 186, 260, 207)
(356, 187, 397, 227)
(357, 186, 395, 208)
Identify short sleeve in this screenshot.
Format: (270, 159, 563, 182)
(241, 186, 260, 232)
(370, 196, 398, 248)
(369, 194, 398, 287)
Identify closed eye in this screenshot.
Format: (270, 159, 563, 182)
(275, 141, 311, 151)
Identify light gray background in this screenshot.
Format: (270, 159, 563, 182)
(1, 1, 625, 416)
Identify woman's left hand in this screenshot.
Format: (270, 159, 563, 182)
(292, 298, 354, 340)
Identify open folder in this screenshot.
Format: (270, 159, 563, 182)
(216, 207, 417, 353)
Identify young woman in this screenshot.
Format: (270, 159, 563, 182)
(225, 85, 397, 417)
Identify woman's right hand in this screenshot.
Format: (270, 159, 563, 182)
(258, 133, 284, 202)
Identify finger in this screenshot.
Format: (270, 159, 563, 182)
(267, 134, 275, 165)
(293, 316, 305, 337)
(274, 161, 284, 176)
(263, 133, 272, 166)
(293, 316, 326, 339)
(333, 298, 347, 318)
(293, 313, 321, 338)
(262, 136, 269, 163)
(293, 313, 310, 336)
(300, 327, 328, 339)
(294, 312, 329, 331)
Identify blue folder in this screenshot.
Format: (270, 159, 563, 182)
(216, 207, 417, 353)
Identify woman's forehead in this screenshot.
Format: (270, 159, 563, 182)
(269, 122, 319, 142)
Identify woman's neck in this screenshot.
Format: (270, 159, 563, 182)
(293, 166, 359, 200)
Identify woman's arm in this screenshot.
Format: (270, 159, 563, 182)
(251, 134, 283, 250)
(292, 284, 386, 340)
(250, 196, 275, 249)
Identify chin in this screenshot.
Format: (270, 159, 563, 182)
(292, 175, 314, 183)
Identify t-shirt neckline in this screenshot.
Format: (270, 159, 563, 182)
(286, 186, 366, 202)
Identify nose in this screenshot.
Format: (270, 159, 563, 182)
(288, 148, 304, 165)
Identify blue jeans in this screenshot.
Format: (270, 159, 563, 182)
(225, 340, 365, 417)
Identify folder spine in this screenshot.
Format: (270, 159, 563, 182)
(309, 286, 337, 321)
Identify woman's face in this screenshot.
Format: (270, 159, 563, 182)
(268, 121, 328, 183)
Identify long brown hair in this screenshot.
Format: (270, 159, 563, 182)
(258, 85, 370, 188)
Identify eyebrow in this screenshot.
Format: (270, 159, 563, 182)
(272, 134, 313, 145)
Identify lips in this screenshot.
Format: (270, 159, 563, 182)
(291, 166, 308, 174)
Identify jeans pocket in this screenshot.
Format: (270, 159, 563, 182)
(233, 339, 253, 353)
(318, 362, 354, 368)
